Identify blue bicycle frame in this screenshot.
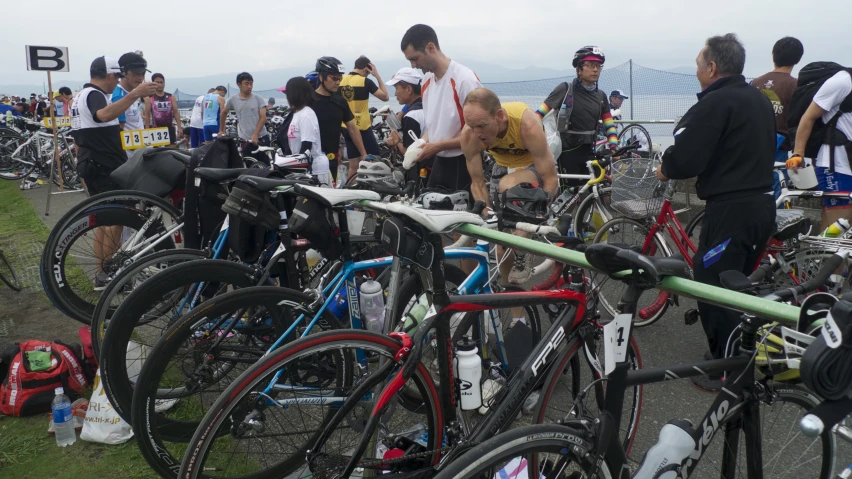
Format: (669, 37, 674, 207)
(260, 238, 514, 404)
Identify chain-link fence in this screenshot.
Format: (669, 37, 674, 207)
(175, 61, 754, 148)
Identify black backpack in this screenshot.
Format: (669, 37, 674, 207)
(787, 62, 852, 172)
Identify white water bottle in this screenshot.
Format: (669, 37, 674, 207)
(359, 280, 385, 333)
(454, 338, 482, 410)
(52, 387, 76, 447)
(633, 420, 696, 478)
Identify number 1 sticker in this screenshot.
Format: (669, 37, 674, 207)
(603, 314, 632, 375)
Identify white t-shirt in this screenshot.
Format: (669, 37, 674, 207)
(421, 60, 481, 157)
(190, 95, 204, 128)
(814, 70, 852, 175)
(287, 107, 328, 175)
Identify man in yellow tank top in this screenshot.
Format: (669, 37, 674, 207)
(461, 87, 558, 284)
(340, 56, 390, 161)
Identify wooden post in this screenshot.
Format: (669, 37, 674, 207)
(44, 71, 60, 215)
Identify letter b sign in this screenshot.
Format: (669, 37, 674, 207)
(26, 46, 69, 72)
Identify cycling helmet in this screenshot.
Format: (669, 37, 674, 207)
(497, 183, 550, 223)
(572, 46, 606, 68)
(417, 189, 470, 211)
(315, 56, 345, 75)
(355, 160, 403, 189)
(305, 71, 320, 89)
(270, 116, 285, 125)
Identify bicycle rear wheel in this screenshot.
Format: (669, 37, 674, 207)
(572, 187, 614, 243)
(0, 250, 22, 291)
(617, 123, 654, 159)
(178, 330, 443, 479)
(131, 286, 342, 479)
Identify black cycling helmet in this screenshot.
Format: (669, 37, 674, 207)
(572, 46, 605, 68)
(497, 183, 550, 224)
(315, 56, 345, 75)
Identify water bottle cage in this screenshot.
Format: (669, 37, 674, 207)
(389, 332, 413, 362)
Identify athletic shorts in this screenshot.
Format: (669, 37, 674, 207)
(489, 163, 542, 204)
(77, 159, 120, 196)
(202, 125, 219, 142)
(426, 154, 472, 196)
(190, 127, 205, 148)
(816, 167, 852, 208)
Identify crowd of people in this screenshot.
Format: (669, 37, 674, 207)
(57, 24, 852, 391)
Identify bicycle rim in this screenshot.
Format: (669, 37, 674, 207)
(179, 331, 442, 479)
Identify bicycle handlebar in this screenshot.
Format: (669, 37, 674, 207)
(762, 250, 848, 302)
(587, 160, 607, 185)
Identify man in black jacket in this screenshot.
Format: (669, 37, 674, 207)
(656, 33, 776, 392)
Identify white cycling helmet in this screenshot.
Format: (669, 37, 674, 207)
(270, 116, 285, 125)
(417, 190, 470, 211)
(356, 160, 404, 189)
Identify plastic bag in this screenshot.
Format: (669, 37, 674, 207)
(80, 369, 133, 444)
(542, 109, 562, 161)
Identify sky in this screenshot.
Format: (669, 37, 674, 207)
(1, 0, 849, 89)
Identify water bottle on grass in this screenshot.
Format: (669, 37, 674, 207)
(52, 387, 76, 447)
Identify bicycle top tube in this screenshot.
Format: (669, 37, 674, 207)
(455, 223, 800, 325)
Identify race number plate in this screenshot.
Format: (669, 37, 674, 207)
(42, 116, 73, 128)
(121, 127, 171, 150)
(603, 314, 632, 375)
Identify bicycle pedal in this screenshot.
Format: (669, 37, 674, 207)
(684, 308, 700, 326)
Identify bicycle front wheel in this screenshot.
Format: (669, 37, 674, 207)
(572, 186, 613, 243)
(132, 286, 342, 479)
(592, 217, 671, 326)
(432, 423, 609, 479)
(178, 330, 443, 479)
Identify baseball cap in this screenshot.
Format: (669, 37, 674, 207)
(610, 89, 628, 99)
(386, 67, 424, 86)
(118, 52, 150, 74)
(90, 56, 122, 76)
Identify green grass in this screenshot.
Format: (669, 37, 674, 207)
(0, 416, 155, 478)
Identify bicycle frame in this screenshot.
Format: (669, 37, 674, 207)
(599, 283, 765, 479)
(311, 232, 601, 478)
(641, 182, 697, 261)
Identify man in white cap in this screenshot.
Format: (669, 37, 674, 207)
(71, 55, 156, 290)
(609, 89, 628, 120)
(385, 67, 425, 155)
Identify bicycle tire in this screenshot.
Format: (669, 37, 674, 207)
(90, 249, 209, 360)
(0, 250, 23, 291)
(572, 186, 614, 243)
(40, 190, 182, 321)
(178, 330, 443, 479)
(592, 216, 672, 326)
(39, 204, 177, 324)
(99, 259, 265, 422)
(534, 335, 642, 457)
(432, 423, 607, 479)
(617, 123, 654, 159)
(690, 385, 835, 479)
(132, 286, 343, 479)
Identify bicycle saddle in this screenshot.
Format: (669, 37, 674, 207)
(195, 167, 262, 184)
(295, 184, 381, 207)
(585, 243, 691, 284)
(236, 175, 312, 193)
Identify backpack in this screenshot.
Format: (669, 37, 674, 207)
(0, 340, 88, 416)
(787, 62, 852, 172)
(183, 137, 244, 250)
(545, 79, 608, 152)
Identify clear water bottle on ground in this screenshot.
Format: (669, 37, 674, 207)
(359, 280, 385, 333)
(52, 387, 76, 447)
